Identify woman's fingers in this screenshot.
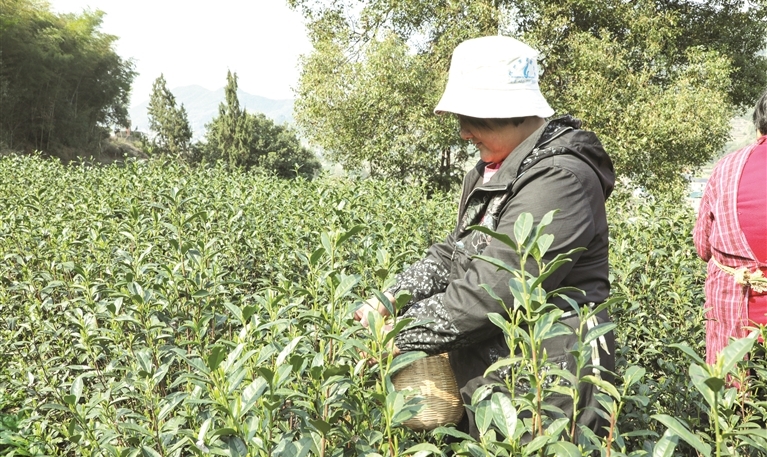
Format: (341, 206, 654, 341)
(354, 295, 391, 328)
(354, 303, 377, 328)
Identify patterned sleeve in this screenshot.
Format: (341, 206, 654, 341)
(384, 258, 450, 313)
(694, 165, 718, 262)
(393, 293, 477, 354)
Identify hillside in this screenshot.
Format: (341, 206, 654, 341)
(129, 85, 294, 140)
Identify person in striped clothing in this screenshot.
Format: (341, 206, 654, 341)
(694, 90, 767, 365)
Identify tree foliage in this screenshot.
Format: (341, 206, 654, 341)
(147, 74, 192, 159)
(202, 71, 321, 179)
(203, 71, 250, 168)
(243, 113, 322, 179)
(291, 0, 767, 192)
(293, 2, 500, 191)
(514, 0, 767, 191)
(0, 0, 135, 155)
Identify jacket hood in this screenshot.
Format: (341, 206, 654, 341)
(475, 115, 615, 199)
(546, 115, 615, 199)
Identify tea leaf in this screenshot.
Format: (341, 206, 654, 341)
(548, 441, 581, 457)
(669, 342, 705, 366)
(371, 289, 395, 317)
(651, 414, 710, 456)
(490, 392, 517, 439)
(513, 213, 534, 245)
(334, 274, 359, 300)
(211, 427, 237, 437)
(158, 392, 188, 422)
(475, 400, 492, 437)
(432, 426, 474, 441)
(623, 365, 646, 388)
(524, 435, 551, 454)
(241, 378, 268, 416)
(337, 224, 365, 246)
(403, 443, 442, 456)
(703, 377, 725, 393)
(207, 346, 228, 371)
(70, 374, 84, 403)
(389, 351, 427, 376)
(227, 436, 248, 457)
(193, 289, 211, 298)
(320, 232, 332, 253)
(473, 254, 517, 274)
(277, 337, 303, 366)
(310, 247, 326, 266)
(545, 417, 569, 438)
(141, 446, 162, 457)
(718, 333, 757, 376)
(688, 363, 717, 408)
(582, 375, 621, 400)
(122, 422, 154, 438)
(583, 322, 617, 346)
(468, 225, 517, 249)
(484, 357, 520, 377)
(536, 233, 555, 258)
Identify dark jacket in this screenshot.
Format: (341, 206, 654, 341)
(388, 115, 615, 437)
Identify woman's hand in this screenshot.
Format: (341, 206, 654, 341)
(354, 294, 402, 364)
(353, 293, 394, 328)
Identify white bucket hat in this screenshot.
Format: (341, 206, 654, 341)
(434, 35, 555, 119)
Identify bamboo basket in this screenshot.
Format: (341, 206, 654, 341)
(392, 353, 464, 431)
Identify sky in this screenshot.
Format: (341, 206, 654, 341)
(49, 0, 313, 107)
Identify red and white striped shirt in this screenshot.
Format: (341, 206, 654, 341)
(694, 136, 767, 364)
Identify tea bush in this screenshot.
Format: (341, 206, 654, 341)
(1, 156, 766, 456)
(0, 156, 456, 456)
(607, 190, 709, 438)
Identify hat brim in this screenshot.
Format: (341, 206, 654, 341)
(434, 86, 555, 119)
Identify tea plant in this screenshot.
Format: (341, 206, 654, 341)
(0, 156, 456, 455)
(423, 212, 647, 456)
(606, 189, 709, 446)
(2, 155, 767, 456)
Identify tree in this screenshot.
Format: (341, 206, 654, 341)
(202, 71, 321, 179)
(147, 74, 193, 159)
(290, 0, 767, 193)
(0, 0, 135, 155)
(293, 2, 499, 191)
(513, 0, 766, 191)
(246, 113, 322, 179)
(203, 71, 250, 168)
(295, 32, 469, 190)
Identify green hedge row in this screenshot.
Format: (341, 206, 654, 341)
(1, 156, 764, 456)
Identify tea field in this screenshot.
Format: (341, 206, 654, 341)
(1, 156, 766, 456)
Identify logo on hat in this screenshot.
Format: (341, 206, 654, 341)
(509, 57, 538, 83)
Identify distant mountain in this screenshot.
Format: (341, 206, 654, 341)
(129, 85, 294, 141)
